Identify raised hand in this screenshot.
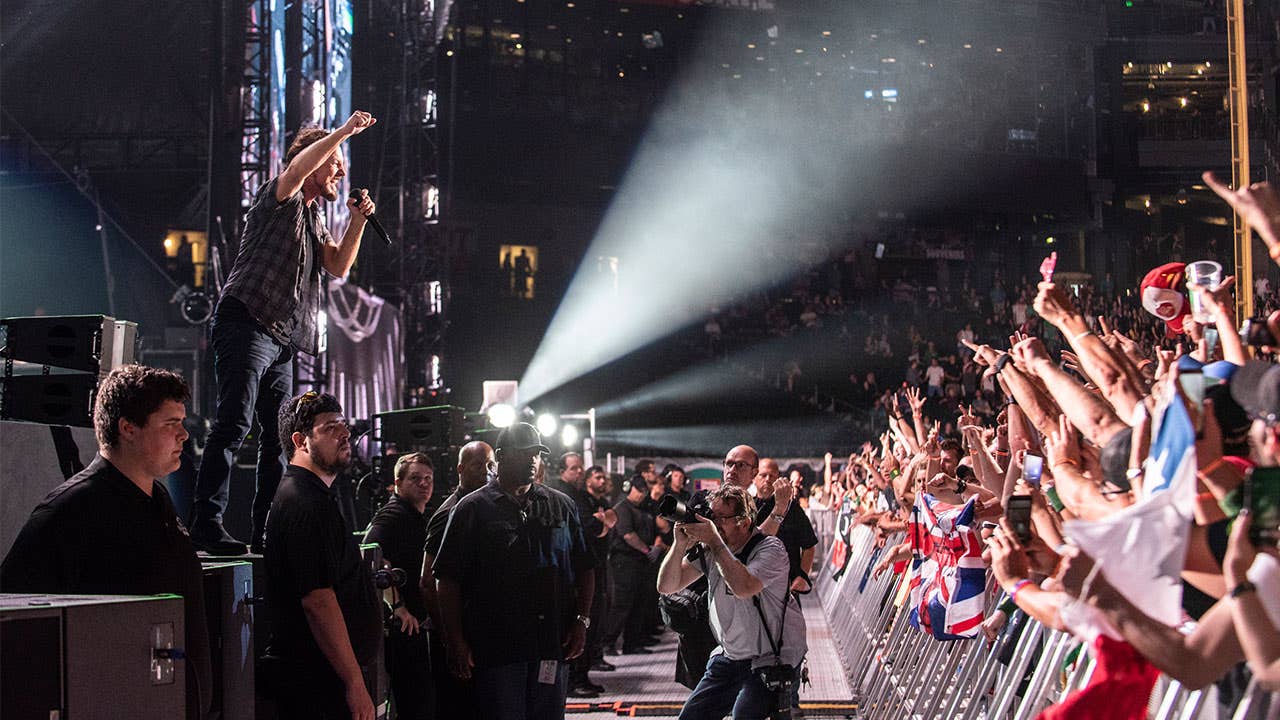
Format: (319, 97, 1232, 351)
(1043, 415, 1080, 470)
(340, 110, 377, 136)
(1203, 171, 1280, 252)
(963, 339, 1004, 369)
(988, 529, 1032, 593)
(1060, 350, 1084, 377)
(1011, 337, 1051, 368)
(905, 386, 926, 414)
(1034, 282, 1079, 328)
(1192, 275, 1236, 320)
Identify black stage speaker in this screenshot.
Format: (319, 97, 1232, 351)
(374, 405, 465, 451)
(0, 594, 186, 719)
(201, 561, 255, 720)
(0, 420, 98, 559)
(141, 348, 203, 416)
(1, 315, 136, 375)
(0, 373, 97, 427)
(373, 406, 466, 493)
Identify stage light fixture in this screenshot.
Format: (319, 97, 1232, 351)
(488, 403, 516, 428)
(537, 413, 558, 437)
(561, 424, 579, 448)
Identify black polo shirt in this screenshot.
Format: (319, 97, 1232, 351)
(363, 493, 428, 621)
(611, 497, 656, 560)
(0, 455, 212, 720)
(264, 465, 382, 667)
(754, 496, 819, 581)
(432, 480, 595, 668)
(570, 486, 612, 566)
(423, 487, 467, 561)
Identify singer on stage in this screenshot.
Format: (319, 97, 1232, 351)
(189, 110, 378, 555)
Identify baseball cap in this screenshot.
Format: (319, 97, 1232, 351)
(1100, 426, 1134, 492)
(1229, 360, 1280, 423)
(495, 422, 551, 453)
(1139, 262, 1187, 335)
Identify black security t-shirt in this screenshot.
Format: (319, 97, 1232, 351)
(424, 487, 468, 561)
(611, 497, 656, 559)
(432, 481, 595, 668)
(264, 465, 382, 667)
(363, 493, 428, 621)
(754, 496, 819, 581)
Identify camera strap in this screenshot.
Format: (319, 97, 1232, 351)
(737, 532, 788, 663)
(752, 592, 788, 662)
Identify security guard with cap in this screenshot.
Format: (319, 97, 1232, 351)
(432, 422, 596, 720)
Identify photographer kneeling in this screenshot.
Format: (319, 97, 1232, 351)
(658, 484, 807, 720)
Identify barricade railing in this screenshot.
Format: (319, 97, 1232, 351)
(814, 524, 1277, 719)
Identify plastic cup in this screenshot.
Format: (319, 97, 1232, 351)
(1186, 260, 1222, 324)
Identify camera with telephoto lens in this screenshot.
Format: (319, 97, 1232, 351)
(658, 495, 714, 560)
(658, 494, 711, 524)
(755, 664, 795, 720)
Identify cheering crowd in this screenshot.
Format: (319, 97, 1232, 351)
(803, 173, 1280, 716)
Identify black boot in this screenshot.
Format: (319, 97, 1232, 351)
(189, 518, 248, 555)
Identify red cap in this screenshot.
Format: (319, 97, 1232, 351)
(1139, 262, 1187, 335)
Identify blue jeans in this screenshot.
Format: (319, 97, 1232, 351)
(471, 661, 568, 720)
(191, 303, 293, 545)
(678, 654, 778, 720)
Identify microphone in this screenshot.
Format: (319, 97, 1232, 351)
(349, 189, 391, 245)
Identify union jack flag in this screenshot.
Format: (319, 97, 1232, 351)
(907, 494, 987, 640)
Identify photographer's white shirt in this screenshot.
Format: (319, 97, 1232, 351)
(706, 533, 808, 669)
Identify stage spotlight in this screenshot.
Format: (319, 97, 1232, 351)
(536, 413, 558, 437)
(488, 403, 516, 428)
(561, 424, 579, 448)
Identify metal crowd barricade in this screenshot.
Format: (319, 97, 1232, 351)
(815, 524, 1278, 719)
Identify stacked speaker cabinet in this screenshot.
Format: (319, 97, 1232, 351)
(372, 405, 467, 492)
(0, 315, 138, 427)
(201, 561, 255, 720)
(0, 594, 186, 719)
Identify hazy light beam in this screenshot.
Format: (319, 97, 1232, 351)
(518, 25, 875, 404)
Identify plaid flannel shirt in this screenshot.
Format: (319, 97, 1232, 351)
(221, 178, 335, 356)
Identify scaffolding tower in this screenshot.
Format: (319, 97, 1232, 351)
(359, 0, 451, 406)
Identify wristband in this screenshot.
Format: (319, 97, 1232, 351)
(1072, 330, 1092, 343)
(1051, 458, 1078, 469)
(1231, 580, 1258, 598)
(1199, 457, 1228, 476)
(995, 354, 1014, 373)
(1044, 486, 1065, 512)
(1009, 578, 1033, 605)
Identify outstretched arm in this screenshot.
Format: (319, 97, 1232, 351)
(276, 111, 376, 202)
